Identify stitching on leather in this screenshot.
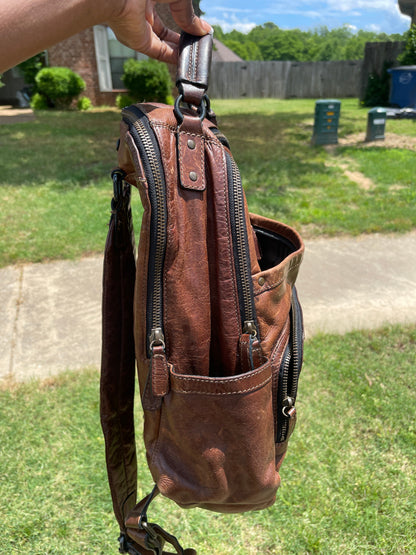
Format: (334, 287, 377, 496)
(173, 363, 269, 384)
(151, 122, 217, 144)
(187, 41, 194, 81)
(173, 376, 271, 395)
(194, 41, 199, 82)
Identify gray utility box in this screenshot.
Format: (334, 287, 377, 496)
(312, 99, 341, 145)
(366, 107, 387, 142)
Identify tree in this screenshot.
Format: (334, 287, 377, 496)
(215, 23, 406, 62)
(398, 24, 416, 65)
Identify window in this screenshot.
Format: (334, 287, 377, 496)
(93, 25, 147, 91)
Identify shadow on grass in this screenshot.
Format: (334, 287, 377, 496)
(0, 110, 120, 187)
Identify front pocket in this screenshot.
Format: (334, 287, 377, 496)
(149, 362, 280, 512)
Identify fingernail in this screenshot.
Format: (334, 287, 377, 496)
(201, 20, 213, 34)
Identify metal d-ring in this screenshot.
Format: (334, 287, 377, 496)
(174, 93, 208, 124)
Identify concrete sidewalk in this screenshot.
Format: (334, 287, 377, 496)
(1, 232, 416, 382)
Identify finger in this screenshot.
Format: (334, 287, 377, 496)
(146, 0, 155, 26)
(153, 11, 180, 45)
(141, 28, 178, 64)
(166, 0, 212, 35)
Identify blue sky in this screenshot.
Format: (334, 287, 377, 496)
(200, 0, 411, 35)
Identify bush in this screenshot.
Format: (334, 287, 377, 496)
(35, 67, 85, 109)
(77, 96, 92, 111)
(30, 92, 49, 110)
(121, 58, 172, 103)
(362, 61, 393, 107)
(115, 93, 136, 109)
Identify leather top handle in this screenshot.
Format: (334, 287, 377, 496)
(176, 30, 213, 107)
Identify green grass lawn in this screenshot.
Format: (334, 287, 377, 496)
(0, 324, 415, 554)
(0, 99, 415, 267)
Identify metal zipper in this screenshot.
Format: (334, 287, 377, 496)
(276, 287, 303, 442)
(225, 153, 258, 336)
(122, 106, 167, 353)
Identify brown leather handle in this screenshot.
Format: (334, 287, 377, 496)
(176, 31, 213, 106)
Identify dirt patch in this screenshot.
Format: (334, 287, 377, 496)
(338, 132, 416, 151)
(343, 169, 375, 190)
(325, 157, 377, 190)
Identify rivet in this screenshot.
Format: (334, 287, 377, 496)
(258, 276, 265, 286)
(189, 171, 198, 182)
(187, 139, 196, 150)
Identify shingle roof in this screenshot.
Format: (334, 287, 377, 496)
(212, 39, 243, 62)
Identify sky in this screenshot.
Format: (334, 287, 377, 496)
(200, 0, 411, 35)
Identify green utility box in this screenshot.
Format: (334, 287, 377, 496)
(312, 99, 341, 145)
(365, 107, 387, 142)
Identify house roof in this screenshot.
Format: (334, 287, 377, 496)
(398, 0, 416, 18)
(212, 39, 243, 62)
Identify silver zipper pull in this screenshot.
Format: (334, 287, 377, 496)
(149, 327, 165, 352)
(243, 320, 257, 336)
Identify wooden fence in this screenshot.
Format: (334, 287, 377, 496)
(209, 60, 363, 99)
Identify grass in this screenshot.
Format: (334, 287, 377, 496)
(0, 324, 415, 554)
(0, 99, 415, 267)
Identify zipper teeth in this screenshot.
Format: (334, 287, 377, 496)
(289, 290, 301, 398)
(277, 291, 303, 442)
(124, 110, 166, 332)
(278, 346, 291, 442)
(229, 156, 256, 327)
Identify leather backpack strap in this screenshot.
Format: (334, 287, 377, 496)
(176, 30, 213, 107)
(101, 170, 138, 535)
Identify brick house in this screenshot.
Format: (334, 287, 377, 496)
(47, 26, 147, 106)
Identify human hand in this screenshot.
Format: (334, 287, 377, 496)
(107, 0, 212, 64)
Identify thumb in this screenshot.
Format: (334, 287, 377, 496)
(168, 0, 212, 35)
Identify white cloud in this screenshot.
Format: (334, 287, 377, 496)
(326, 0, 400, 14)
(211, 19, 257, 33)
(208, 12, 257, 33)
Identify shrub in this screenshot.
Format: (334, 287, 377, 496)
(115, 93, 136, 109)
(77, 96, 92, 111)
(362, 61, 393, 107)
(30, 92, 49, 110)
(121, 58, 172, 103)
(35, 67, 85, 109)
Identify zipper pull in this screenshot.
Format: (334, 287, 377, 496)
(243, 320, 257, 337)
(282, 396, 296, 418)
(149, 327, 165, 352)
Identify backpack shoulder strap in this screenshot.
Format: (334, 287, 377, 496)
(101, 171, 196, 555)
(100, 169, 137, 534)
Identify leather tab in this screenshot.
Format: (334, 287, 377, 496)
(176, 31, 213, 106)
(239, 334, 252, 375)
(151, 346, 170, 397)
(177, 114, 205, 191)
(239, 334, 266, 373)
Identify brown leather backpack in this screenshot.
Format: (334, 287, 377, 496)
(101, 32, 304, 555)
